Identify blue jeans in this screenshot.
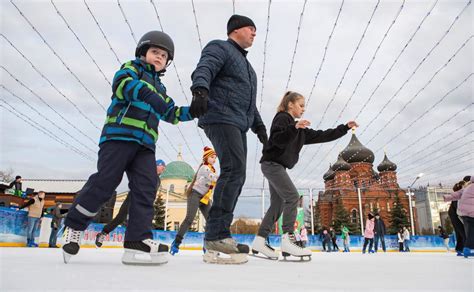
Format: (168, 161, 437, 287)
(27, 217, 40, 244)
(404, 239, 410, 251)
(374, 234, 386, 252)
(49, 227, 59, 247)
(203, 125, 247, 241)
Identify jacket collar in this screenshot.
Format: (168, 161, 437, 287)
(227, 38, 248, 57)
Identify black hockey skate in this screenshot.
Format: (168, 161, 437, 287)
(62, 227, 84, 264)
(122, 239, 169, 266)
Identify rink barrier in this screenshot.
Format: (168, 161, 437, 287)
(0, 207, 456, 251)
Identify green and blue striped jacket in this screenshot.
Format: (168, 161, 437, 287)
(100, 58, 192, 151)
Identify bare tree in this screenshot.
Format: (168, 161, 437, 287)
(0, 168, 15, 183)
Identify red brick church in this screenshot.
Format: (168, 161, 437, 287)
(317, 130, 418, 234)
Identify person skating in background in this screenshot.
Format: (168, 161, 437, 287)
(403, 226, 411, 252)
(300, 227, 308, 248)
(398, 229, 404, 252)
(448, 179, 467, 256)
(19, 191, 46, 247)
(95, 160, 167, 248)
(444, 175, 474, 258)
(251, 91, 357, 260)
(374, 213, 386, 253)
(62, 30, 194, 265)
(170, 147, 218, 255)
(341, 225, 350, 252)
(321, 228, 332, 252)
(329, 227, 339, 251)
(49, 202, 66, 248)
(362, 212, 375, 254)
(438, 225, 450, 252)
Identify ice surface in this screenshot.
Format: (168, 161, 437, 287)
(1, 248, 472, 291)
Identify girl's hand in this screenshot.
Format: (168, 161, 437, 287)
(347, 120, 359, 129)
(295, 119, 311, 129)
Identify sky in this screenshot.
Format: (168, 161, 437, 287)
(1, 0, 473, 203)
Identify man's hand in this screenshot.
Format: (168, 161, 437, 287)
(255, 126, 268, 145)
(189, 87, 209, 118)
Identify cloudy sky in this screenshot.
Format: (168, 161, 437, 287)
(1, 0, 472, 215)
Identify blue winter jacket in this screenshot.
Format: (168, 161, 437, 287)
(191, 39, 264, 133)
(100, 58, 192, 151)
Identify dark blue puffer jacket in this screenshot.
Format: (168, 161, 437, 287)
(191, 39, 264, 133)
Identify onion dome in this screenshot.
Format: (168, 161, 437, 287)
(323, 164, 336, 181)
(332, 154, 351, 172)
(377, 153, 397, 172)
(341, 132, 375, 164)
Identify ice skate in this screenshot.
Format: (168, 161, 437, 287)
(251, 236, 279, 260)
(122, 239, 169, 266)
(62, 227, 84, 264)
(95, 231, 107, 248)
(203, 238, 248, 264)
(280, 232, 311, 262)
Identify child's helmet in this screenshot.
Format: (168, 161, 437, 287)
(135, 31, 175, 61)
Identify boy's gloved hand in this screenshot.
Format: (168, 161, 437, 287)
(189, 87, 209, 118)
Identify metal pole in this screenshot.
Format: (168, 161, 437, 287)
(310, 188, 315, 235)
(357, 187, 364, 235)
(164, 185, 170, 231)
(261, 178, 266, 219)
(408, 187, 415, 236)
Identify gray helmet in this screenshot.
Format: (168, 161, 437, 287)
(135, 31, 174, 61)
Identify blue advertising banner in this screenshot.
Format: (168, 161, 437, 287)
(0, 207, 456, 251)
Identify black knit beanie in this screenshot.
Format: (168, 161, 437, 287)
(227, 14, 256, 35)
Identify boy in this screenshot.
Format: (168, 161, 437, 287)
(62, 31, 193, 265)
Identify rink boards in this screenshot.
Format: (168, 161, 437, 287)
(0, 206, 455, 251)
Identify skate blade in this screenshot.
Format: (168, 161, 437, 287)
(63, 251, 72, 264)
(280, 252, 312, 262)
(203, 250, 248, 264)
(250, 249, 279, 260)
(121, 249, 168, 266)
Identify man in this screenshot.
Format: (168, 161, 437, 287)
(94, 159, 167, 248)
(49, 202, 65, 248)
(19, 191, 46, 247)
(374, 213, 386, 252)
(189, 14, 267, 263)
(8, 175, 23, 197)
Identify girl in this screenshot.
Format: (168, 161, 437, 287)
(362, 212, 375, 254)
(398, 229, 404, 252)
(170, 147, 218, 255)
(341, 225, 351, 252)
(251, 91, 357, 260)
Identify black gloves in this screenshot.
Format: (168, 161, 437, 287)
(189, 87, 209, 118)
(255, 126, 268, 146)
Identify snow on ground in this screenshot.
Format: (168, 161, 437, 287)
(0, 248, 472, 291)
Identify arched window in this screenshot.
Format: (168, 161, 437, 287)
(351, 209, 358, 224)
(169, 184, 175, 193)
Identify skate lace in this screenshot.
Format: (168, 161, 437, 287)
(66, 228, 82, 244)
(287, 233, 303, 249)
(143, 239, 158, 247)
(265, 238, 275, 251)
(97, 232, 106, 243)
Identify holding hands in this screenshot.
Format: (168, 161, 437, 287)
(347, 120, 359, 129)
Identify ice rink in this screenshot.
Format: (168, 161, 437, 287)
(1, 248, 472, 291)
